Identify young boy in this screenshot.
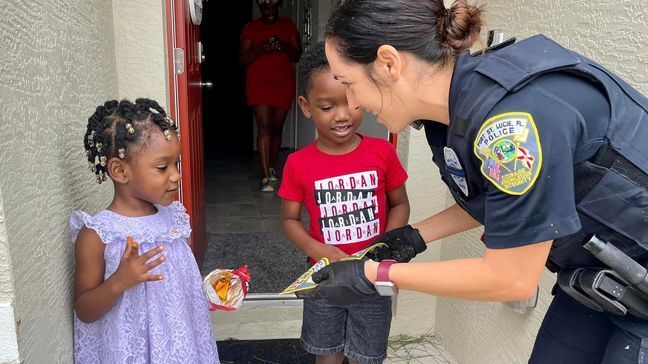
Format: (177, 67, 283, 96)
(279, 42, 410, 364)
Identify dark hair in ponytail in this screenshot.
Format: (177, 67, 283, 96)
(325, 0, 484, 67)
(83, 98, 178, 184)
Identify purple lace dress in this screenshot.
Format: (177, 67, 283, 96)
(70, 202, 220, 364)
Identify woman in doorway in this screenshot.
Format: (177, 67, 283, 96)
(298, 0, 648, 363)
(240, 0, 302, 192)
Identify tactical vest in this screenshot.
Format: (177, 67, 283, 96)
(444, 35, 648, 270)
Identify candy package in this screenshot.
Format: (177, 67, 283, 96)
(280, 242, 387, 295)
(203, 265, 251, 311)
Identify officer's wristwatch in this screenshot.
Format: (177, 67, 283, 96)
(374, 259, 399, 296)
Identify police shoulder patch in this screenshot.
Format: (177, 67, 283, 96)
(473, 112, 542, 195)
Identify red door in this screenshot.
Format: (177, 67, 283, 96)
(166, 0, 206, 265)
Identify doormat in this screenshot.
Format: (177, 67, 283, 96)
(217, 339, 313, 364)
(203, 232, 309, 293)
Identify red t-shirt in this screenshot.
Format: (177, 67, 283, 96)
(241, 17, 298, 85)
(279, 135, 408, 260)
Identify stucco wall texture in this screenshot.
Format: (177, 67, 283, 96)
(0, 1, 118, 362)
(112, 0, 168, 109)
(0, 187, 19, 363)
(393, 127, 448, 335)
(435, 1, 648, 363)
(0, 187, 13, 316)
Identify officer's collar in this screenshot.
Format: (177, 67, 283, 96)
(448, 52, 479, 124)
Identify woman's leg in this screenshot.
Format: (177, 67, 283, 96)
(601, 321, 648, 364)
(529, 288, 615, 363)
(253, 105, 273, 179)
(268, 107, 289, 171)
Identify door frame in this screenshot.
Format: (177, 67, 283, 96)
(165, 0, 179, 124)
(165, 0, 207, 265)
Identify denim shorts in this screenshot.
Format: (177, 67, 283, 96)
(301, 294, 392, 364)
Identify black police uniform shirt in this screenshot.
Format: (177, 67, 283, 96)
(424, 44, 648, 339)
(424, 52, 610, 251)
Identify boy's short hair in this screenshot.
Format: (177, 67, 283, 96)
(299, 41, 329, 96)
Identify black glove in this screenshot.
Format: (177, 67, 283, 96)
(295, 259, 376, 306)
(366, 225, 426, 263)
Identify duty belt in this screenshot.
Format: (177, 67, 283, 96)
(558, 235, 648, 319)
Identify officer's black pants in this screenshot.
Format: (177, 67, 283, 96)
(529, 288, 648, 364)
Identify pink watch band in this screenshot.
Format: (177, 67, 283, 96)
(377, 259, 397, 282)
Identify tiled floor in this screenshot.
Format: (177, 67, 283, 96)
(203, 149, 310, 292)
(204, 150, 307, 234)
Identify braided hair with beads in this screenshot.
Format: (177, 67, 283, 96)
(83, 98, 178, 184)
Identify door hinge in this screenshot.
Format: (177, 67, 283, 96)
(174, 48, 185, 75)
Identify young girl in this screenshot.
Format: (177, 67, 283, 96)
(71, 99, 220, 363)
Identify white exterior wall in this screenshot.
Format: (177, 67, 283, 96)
(0, 0, 167, 360)
(434, 1, 648, 363)
(112, 0, 169, 109)
(0, 1, 118, 362)
(0, 188, 18, 363)
(390, 128, 446, 336)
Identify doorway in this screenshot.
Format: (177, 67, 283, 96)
(198, 0, 308, 294)
(170, 0, 393, 297)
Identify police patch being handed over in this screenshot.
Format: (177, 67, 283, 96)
(473, 112, 542, 195)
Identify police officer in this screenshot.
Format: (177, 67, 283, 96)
(298, 0, 648, 362)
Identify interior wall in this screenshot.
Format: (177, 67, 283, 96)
(434, 1, 648, 363)
(0, 0, 118, 362)
(295, 0, 318, 149)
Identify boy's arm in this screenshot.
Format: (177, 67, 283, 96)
(385, 185, 410, 231)
(281, 199, 348, 263)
